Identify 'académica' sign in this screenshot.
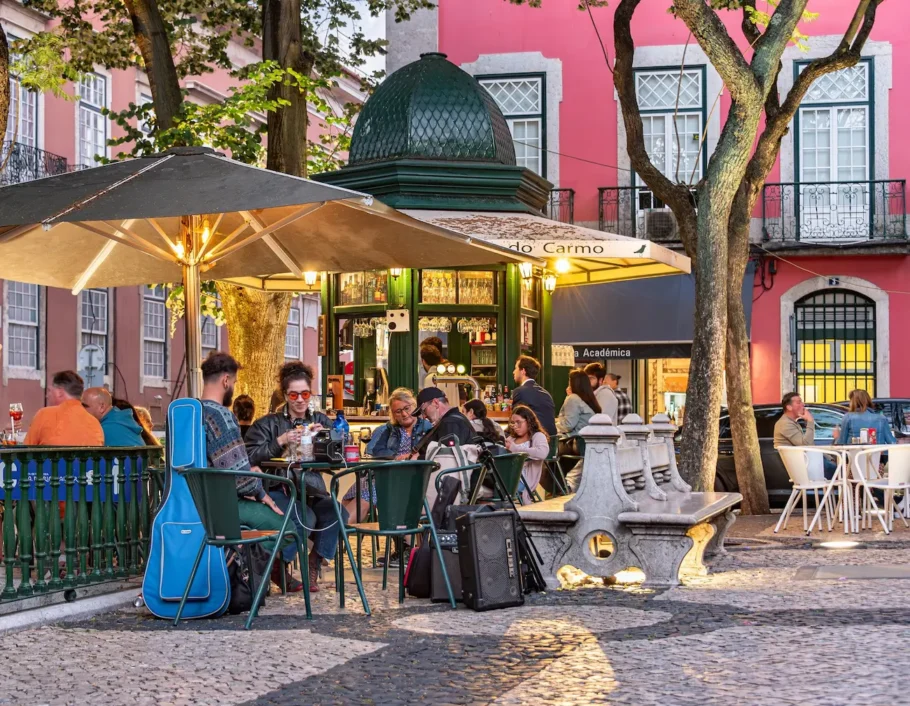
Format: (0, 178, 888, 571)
(572, 343, 694, 361)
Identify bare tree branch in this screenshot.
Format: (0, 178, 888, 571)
(614, 0, 697, 256)
(751, 0, 810, 83)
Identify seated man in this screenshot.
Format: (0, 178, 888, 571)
(26, 371, 104, 446)
(773, 392, 836, 479)
(200, 352, 302, 592)
(414, 387, 475, 453)
(82, 387, 145, 447)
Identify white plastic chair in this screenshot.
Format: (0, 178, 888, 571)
(775, 446, 844, 535)
(851, 447, 910, 534)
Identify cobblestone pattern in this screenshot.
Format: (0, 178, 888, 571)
(4, 536, 910, 705)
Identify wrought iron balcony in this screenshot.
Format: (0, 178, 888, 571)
(545, 188, 575, 224)
(0, 141, 69, 185)
(762, 180, 907, 244)
(598, 186, 684, 242)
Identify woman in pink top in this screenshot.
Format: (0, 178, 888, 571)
(506, 405, 550, 504)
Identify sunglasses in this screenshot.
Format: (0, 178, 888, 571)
(286, 390, 312, 401)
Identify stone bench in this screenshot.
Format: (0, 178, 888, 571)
(517, 413, 741, 589)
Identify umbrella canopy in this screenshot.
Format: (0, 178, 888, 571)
(0, 147, 537, 394)
(401, 210, 691, 285)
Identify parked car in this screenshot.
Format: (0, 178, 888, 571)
(834, 398, 910, 442)
(711, 403, 847, 506)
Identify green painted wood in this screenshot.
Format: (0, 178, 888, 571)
(1, 454, 15, 600)
(32, 451, 48, 594)
(387, 269, 417, 392)
(15, 450, 33, 596)
(102, 459, 115, 579)
(541, 282, 554, 389)
(47, 456, 63, 591)
(63, 456, 77, 588)
(91, 468, 104, 581)
(76, 462, 90, 585)
(503, 264, 522, 387)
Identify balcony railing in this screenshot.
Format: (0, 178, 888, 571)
(546, 188, 575, 224)
(0, 141, 69, 186)
(762, 180, 907, 244)
(599, 186, 685, 242)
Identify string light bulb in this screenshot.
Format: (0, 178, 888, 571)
(174, 242, 185, 260)
(555, 258, 571, 274)
(201, 218, 211, 244)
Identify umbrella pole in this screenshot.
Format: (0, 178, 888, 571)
(183, 260, 203, 398)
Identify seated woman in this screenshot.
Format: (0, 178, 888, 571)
(464, 399, 506, 445)
(557, 369, 601, 492)
(835, 389, 897, 446)
(505, 404, 549, 504)
(245, 361, 342, 592)
(344, 388, 432, 519)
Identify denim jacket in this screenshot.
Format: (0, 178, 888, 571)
(366, 418, 433, 459)
(835, 410, 897, 445)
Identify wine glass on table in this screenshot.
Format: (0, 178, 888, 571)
(9, 403, 23, 440)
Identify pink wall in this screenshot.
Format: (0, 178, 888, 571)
(438, 0, 909, 223)
(749, 255, 910, 404)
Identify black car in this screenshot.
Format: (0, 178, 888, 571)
(712, 403, 848, 507)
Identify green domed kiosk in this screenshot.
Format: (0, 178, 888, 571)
(314, 52, 555, 415)
(313, 52, 688, 421)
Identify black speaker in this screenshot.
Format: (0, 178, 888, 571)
(456, 510, 524, 611)
(430, 533, 462, 603)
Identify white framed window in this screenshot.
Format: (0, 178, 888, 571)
(78, 74, 108, 168)
(80, 288, 109, 370)
(478, 75, 545, 177)
(285, 299, 301, 360)
(4, 37, 38, 148)
(795, 61, 872, 242)
(6, 281, 39, 369)
(143, 285, 168, 380)
(634, 68, 704, 185)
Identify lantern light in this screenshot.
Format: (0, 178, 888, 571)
(390, 268, 403, 279)
(555, 258, 571, 274)
(518, 262, 533, 279)
(303, 271, 318, 286)
(543, 274, 557, 293)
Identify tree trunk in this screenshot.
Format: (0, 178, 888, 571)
(725, 177, 770, 513)
(216, 283, 293, 418)
(123, 0, 183, 130)
(678, 190, 730, 490)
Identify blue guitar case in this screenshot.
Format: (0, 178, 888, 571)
(142, 398, 230, 620)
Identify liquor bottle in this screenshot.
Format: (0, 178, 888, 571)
(501, 387, 510, 412)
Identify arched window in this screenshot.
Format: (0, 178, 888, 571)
(794, 289, 876, 402)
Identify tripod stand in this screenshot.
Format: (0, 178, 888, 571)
(464, 437, 547, 593)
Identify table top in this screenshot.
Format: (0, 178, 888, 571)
(815, 444, 901, 451)
(260, 458, 391, 472)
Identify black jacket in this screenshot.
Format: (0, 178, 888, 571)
(244, 409, 332, 467)
(511, 380, 557, 436)
(417, 408, 476, 458)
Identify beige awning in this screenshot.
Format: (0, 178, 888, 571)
(401, 210, 691, 286)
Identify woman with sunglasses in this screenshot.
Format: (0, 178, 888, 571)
(245, 360, 340, 592)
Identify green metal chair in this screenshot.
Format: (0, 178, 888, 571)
(558, 433, 586, 488)
(175, 468, 311, 629)
(436, 452, 530, 504)
(330, 460, 456, 615)
(544, 436, 569, 497)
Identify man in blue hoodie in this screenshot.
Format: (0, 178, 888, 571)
(82, 387, 145, 447)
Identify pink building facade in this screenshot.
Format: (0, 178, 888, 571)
(387, 0, 909, 416)
(0, 1, 350, 428)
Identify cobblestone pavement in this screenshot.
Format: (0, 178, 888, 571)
(3, 518, 910, 705)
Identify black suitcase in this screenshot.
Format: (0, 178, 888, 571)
(456, 510, 524, 612)
(430, 532, 462, 603)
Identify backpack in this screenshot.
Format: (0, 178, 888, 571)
(406, 476, 462, 599)
(226, 545, 272, 615)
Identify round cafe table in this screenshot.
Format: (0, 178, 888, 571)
(815, 444, 903, 534)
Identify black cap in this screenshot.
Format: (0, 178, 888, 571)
(415, 387, 446, 415)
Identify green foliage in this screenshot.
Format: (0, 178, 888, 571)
(9, 33, 82, 98)
(166, 281, 225, 336)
